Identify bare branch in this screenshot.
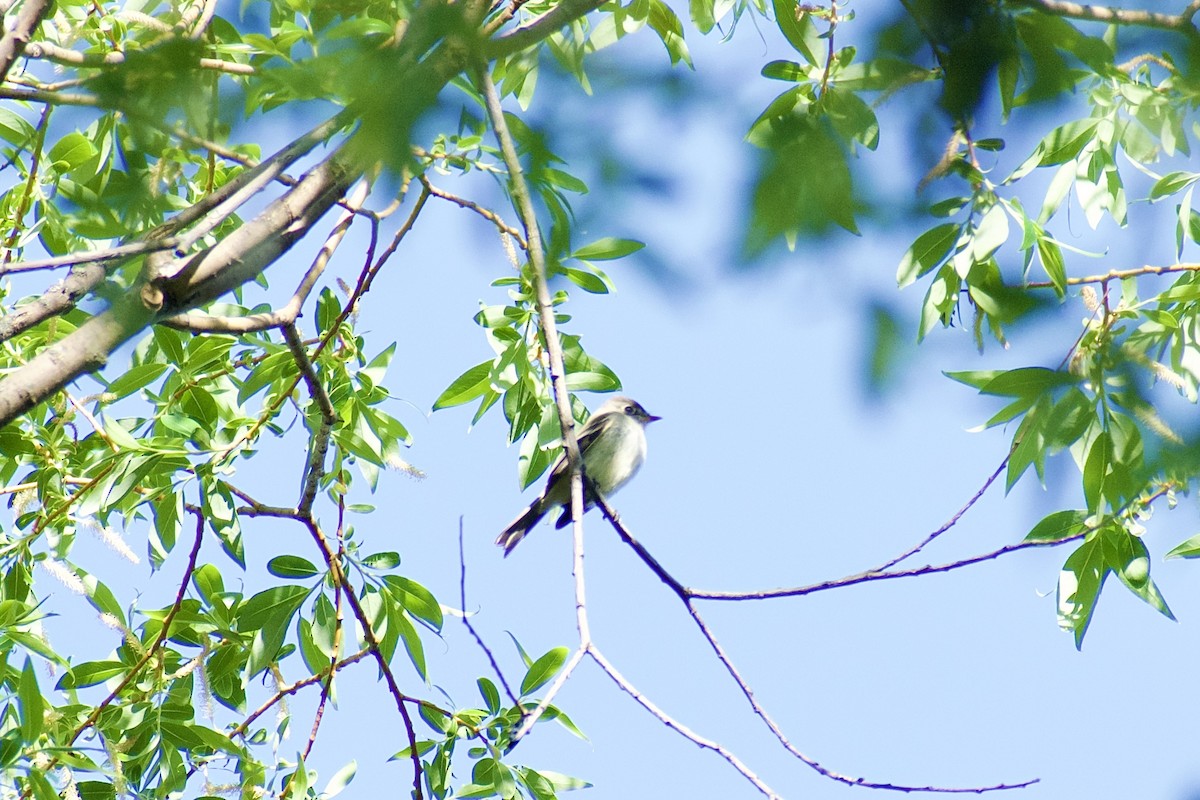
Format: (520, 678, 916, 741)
(421, 176, 527, 248)
(1026, 262, 1200, 289)
(588, 645, 783, 800)
(458, 518, 522, 708)
(303, 517, 425, 800)
(868, 456, 1008, 573)
(0, 85, 100, 107)
(162, 178, 371, 334)
(690, 536, 1083, 601)
(598, 500, 1042, 793)
(231, 648, 372, 739)
(0, 264, 106, 342)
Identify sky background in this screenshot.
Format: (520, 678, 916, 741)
(24, 1, 1200, 799)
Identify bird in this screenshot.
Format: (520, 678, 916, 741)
(496, 395, 660, 556)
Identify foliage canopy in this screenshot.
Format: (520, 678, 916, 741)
(1, 0, 1200, 797)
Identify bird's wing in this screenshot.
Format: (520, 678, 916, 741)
(576, 410, 618, 455)
(544, 410, 617, 485)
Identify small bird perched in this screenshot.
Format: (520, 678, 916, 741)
(497, 396, 660, 556)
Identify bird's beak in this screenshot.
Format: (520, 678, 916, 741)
(645, 413, 662, 423)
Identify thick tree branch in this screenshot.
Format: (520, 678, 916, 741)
(485, 0, 610, 56)
(22, 40, 254, 74)
(0, 0, 53, 81)
(1005, 0, 1200, 33)
(162, 178, 370, 333)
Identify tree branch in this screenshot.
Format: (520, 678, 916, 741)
(22, 40, 254, 75)
(283, 322, 337, 518)
(588, 645, 783, 800)
(481, 65, 593, 742)
(1005, 0, 1200, 33)
(689, 536, 1083, 601)
(598, 498, 1042, 792)
(485, 0, 610, 56)
(0, 0, 53, 81)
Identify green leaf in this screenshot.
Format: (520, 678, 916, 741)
(1082, 431, 1111, 512)
(977, 367, 1078, 398)
(322, 760, 357, 798)
(237, 585, 309, 631)
(266, 555, 320, 579)
(382, 575, 443, 631)
(689, 0, 716, 32)
(1167, 533, 1200, 559)
(1149, 171, 1198, 201)
(971, 204, 1009, 262)
(361, 551, 400, 569)
(1043, 388, 1093, 451)
(897, 223, 959, 288)
(19, 657, 43, 741)
(390, 605, 427, 680)
(57, 660, 127, 690)
(571, 237, 644, 261)
(478, 677, 501, 714)
(191, 564, 225, 605)
(761, 59, 809, 82)
(521, 646, 569, 696)
(771, 0, 819, 66)
(562, 267, 610, 294)
(1023, 510, 1088, 543)
(746, 115, 858, 253)
(433, 361, 493, 410)
(1107, 529, 1173, 622)
(1006, 396, 1048, 490)
(1057, 535, 1107, 649)
(1036, 237, 1066, 298)
(104, 363, 168, 400)
(48, 132, 100, 180)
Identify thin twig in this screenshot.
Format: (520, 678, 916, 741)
(421, 176, 527, 248)
(0, 0, 53, 82)
(304, 517, 424, 800)
(69, 505, 206, 745)
(1025, 262, 1200, 289)
(689, 535, 1084, 601)
(867, 457, 1009, 573)
(283, 323, 336, 517)
(588, 645, 782, 800)
(599, 499, 1041, 792)
(231, 648, 372, 739)
(458, 518, 522, 707)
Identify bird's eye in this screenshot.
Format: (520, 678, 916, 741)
(624, 405, 634, 414)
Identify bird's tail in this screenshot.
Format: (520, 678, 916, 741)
(496, 501, 547, 557)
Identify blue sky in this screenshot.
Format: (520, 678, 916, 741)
(233, 9, 1200, 799)
(25, 2, 1200, 798)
